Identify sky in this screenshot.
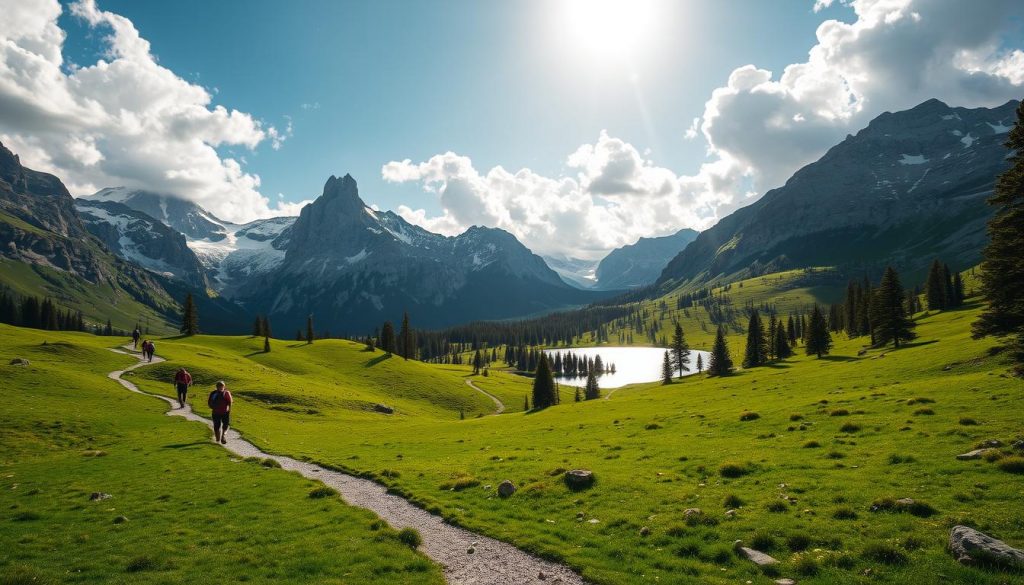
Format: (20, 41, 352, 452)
(0, 0, 1022, 259)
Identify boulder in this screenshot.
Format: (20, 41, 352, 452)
(683, 507, 702, 517)
(639, 526, 650, 537)
(564, 469, 594, 490)
(956, 448, 993, 460)
(976, 439, 1003, 449)
(733, 540, 778, 566)
(497, 480, 516, 498)
(8, 358, 29, 366)
(372, 403, 394, 414)
(775, 579, 797, 585)
(89, 492, 112, 501)
(949, 525, 1024, 568)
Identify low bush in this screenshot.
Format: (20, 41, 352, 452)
(739, 411, 760, 421)
(959, 417, 979, 426)
(888, 453, 916, 464)
(830, 409, 850, 417)
(789, 413, 803, 421)
(786, 533, 812, 552)
(750, 530, 776, 552)
(913, 407, 935, 416)
(719, 462, 752, 478)
(832, 506, 858, 520)
(839, 423, 861, 433)
(802, 440, 821, 448)
(723, 493, 744, 508)
(862, 541, 908, 565)
(766, 500, 788, 513)
(397, 527, 422, 548)
(792, 553, 820, 576)
(308, 486, 339, 499)
(997, 456, 1024, 474)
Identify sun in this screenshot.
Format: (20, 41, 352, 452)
(560, 0, 661, 61)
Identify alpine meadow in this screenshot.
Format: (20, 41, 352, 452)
(2, 1, 1024, 584)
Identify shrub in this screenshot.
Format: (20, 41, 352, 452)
(308, 486, 338, 499)
(787, 533, 812, 552)
(723, 493, 744, 508)
(902, 536, 925, 551)
(983, 450, 1004, 462)
(823, 552, 856, 569)
(750, 530, 776, 552)
(862, 542, 908, 565)
(959, 417, 979, 426)
(913, 407, 935, 416)
(888, 453, 916, 464)
(869, 497, 937, 517)
(12, 511, 40, 522)
(907, 397, 935, 405)
(832, 506, 858, 520)
(792, 553, 820, 576)
(719, 462, 751, 478)
(830, 409, 850, 417)
(645, 423, 663, 430)
(766, 500, 788, 513)
(789, 413, 804, 421)
(839, 423, 861, 433)
(665, 524, 689, 538)
(702, 544, 733, 565)
(802, 440, 821, 449)
(261, 458, 281, 468)
(397, 527, 422, 548)
(675, 538, 701, 558)
(739, 411, 760, 421)
(997, 456, 1024, 474)
(825, 451, 845, 459)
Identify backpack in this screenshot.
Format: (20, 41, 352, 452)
(208, 389, 224, 409)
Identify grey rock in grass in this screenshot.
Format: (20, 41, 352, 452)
(8, 358, 29, 366)
(976, 439, 1003, 449)
(639, 526, 650, 537)
(956, 448, 994, 460)
(775, 579, 797, 585)
(683, 508, 702, 517)
(733, 540, 779, 566)
(949, 525, 1024, 568)
(89, 492, 112, 501)
(497, 480, 516, 498)
(564, 469, 594, 490)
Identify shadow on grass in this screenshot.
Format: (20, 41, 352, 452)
(896, 339, 939, 349)
(764, 363, 793, 369)
(363, 354, 392, 368)
(161, 442, 208, 450)
(820, 355, 860, 362)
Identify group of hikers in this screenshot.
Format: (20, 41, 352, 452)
(131, 329, 232, 444)
(131, 328, 157, 362)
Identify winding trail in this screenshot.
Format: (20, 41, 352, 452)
(107, 348, 585, 585)
(465, 379, 505, 414)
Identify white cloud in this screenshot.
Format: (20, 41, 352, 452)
(388, 0, 1023, 258)
(0, 0, 295, 221)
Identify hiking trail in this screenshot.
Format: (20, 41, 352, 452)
(465, 379, 505, 414)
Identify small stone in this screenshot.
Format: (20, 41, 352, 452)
(976, 439, 1003, 449)
(956, 449, 993, 460)
(725, 509, 737, 517)
(775, 579, 797, 585)
(89, 492, 112, 501)
(734, 541, 778, 566)
(576, 511, 585, 519)
(639, 526, 650, 537)
(8, 358, 29, 366)
(949, 525, 1024, 568)
(564, 469, 594, 490)
(113, 515, 129, 524)
(538, 570, 547, 580)
(497, 480, 516, 498)
(684, 507, 702, 517)
(587, 518, 599, 524)
(467, 546, 475, 554)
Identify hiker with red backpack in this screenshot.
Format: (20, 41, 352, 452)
(173, 367, 192, 408)
(208, 381, 232, 444)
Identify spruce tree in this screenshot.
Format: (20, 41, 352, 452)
(399, 312, 412, 360)
(695, 353, 704, 373)
(306, 315, 314, 344)
(774, 322, 793, 359)
(380, 321, 396, 355)
(974, 100, 1024, 371)
(742, 309, 767, 368)
(952, 272, 965, 307)
(661, 350, 672, 385)
(670, 322, 690, 377)
(263, 335, 271, 353)
(870, 266, 917, 349)
(805, 304, 832, 358)
(180, 293, 198, 336)
(584, 370, 600, 400)
(708, 326, 733, 376)
(575, 387, 582, 402)
(253, 316, 263, 337)
(532, 354, 557, 409)
(926, 260, 947, 310)
(472, 349, 482, 375)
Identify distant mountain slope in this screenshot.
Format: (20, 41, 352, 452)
(541, 255, 600, 289)
(596, 228, 698, 290)
(658, 98, 1018, 287)
(83, 188, 229, 240)
(247, 174, 605, 332)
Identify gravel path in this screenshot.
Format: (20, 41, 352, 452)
(108, 348, 586, 585)
(465, 379, 505, 414)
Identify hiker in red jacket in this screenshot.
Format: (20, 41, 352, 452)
(208, 381, 233, 444)
(173, 367, 192, 408)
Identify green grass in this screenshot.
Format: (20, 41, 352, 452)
(109, 294, 1024, 584)
(0, 326, 443, 584)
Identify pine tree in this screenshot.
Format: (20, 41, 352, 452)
(805, 304, 832, 358)
(787, 315, 797, 345)
(575, 387, 582, 402)
(670, 322, 690, 377)
(399, 312, 412, 360)
(306, 315, 314, 344)
(974, 101, 1024, 371)
(262, 316, 272, 338)
(253, 316, 263, 337)
(774, 322, 793, 359)
(180, 293, 198, 336)
(742, 309, 767, 368)
(263, 335, 271, 353)
(695, 353, 704, 373)
(952, 272, 965, 307)
(708, 326, 733, 376)
(365, 336, 375, 352)
(472, 349, 482, 375)
(844, 280, 858, 336)
(532, 354, 557, 409)
(380, 321, 396, 355)
(926, 260, 948, 310)
(661, 350, 673, 385)
(870, 266, 917, 349)
(584, 370, 600, 400)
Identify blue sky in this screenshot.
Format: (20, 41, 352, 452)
(58, 0, 838, 213)
(2, 0, 1021, 258)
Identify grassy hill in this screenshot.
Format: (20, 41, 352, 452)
(0, 325, 443, 584)
(105, 291, 1023, 584)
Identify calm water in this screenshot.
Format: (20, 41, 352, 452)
(543, 346, 712, 389)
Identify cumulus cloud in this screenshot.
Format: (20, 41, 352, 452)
(387, 0, 1023, 258)
(0, 0, 295, 221)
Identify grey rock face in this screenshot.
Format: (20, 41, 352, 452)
(949, 525, 1024, 568)
(596, 228, 698, 290)
(733, 541, 779, 566)
(83, 187, 228, 241)
(658, 98, 1020, 286)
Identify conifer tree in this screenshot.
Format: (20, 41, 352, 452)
(380, 321, 396, 355)
(661, 350, 673, 385)
(399, 312, 412, 360)
(952, 272, 965, 307)
(844, 280, 858, 336)
(180, 293, 199, 335)
(974, 100, 1024, 371)
(774, 322, 793, 359)
(787, 315, 797, 345)
(575, 387, 582, 402)
(708, 326, 733, 376)
(926, 260, 948, 310)
(670, 322, 690, 377)
(263, 335, 271, 353)
(870, 266, 917, 349)
(262, 316, 272, 338)
(742, 309, 767, 368)
(472, 349, 482, 375)
(365, 336, 375, 352)
(253, 316, 263, 337)
(532, 354, 557, 409)
(306, 315, 314, 344)
(805, 304, 832, 358)
(695, 353, 704, 373)
(584, 370, 600, 400)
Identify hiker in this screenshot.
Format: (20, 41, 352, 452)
(173, 367, 192, 409)
(132, 328, 140, 349)
(142, 340, 155, 362)
(208, 381, 232, 444)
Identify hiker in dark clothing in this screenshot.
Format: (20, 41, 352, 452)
(208, 381, 232, 444)
(132, 328, 140, 349)
(173, 367, 192, 408)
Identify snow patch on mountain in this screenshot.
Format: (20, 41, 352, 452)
(898, 154, 928, 165)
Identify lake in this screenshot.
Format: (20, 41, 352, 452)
(543, 346, 712, 389)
